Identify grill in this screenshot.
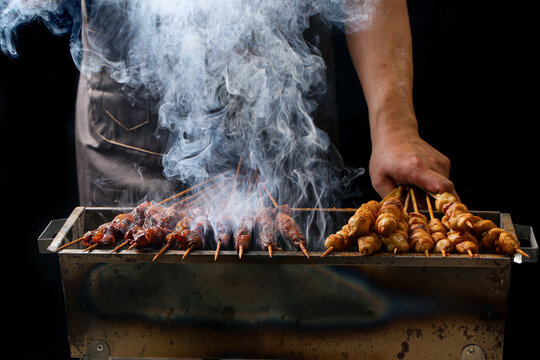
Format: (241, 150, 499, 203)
(40, 206, 537, 360)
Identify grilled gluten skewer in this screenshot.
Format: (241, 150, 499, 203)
(430, 192, 528, 257)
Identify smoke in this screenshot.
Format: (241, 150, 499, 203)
(1, 0, 376, 245)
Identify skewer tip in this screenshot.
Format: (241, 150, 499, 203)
(238, 245, 244, 259)
(321, 246, 334, 258)
(56, 236, 85, 252)
(214, 241, 221, 261)
(298, 243, 310, 259)
(83, 243, 99, 253)
(152, 243, 170, 262)
(110, 240, 129, 254)
(182, 245, 193, 260)
(516, 248, 530, 258)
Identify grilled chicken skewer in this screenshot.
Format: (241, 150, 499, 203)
(347, 200, 381, 238)
(375, 186, 404, 237)
(322, 200, 380, 257)
(357, 232, 383, 256)
(407, 188, 434, 258)
(425, 193, 452, 257)
(428, 192, 528, 258)
(323, 187, 404, 257)
(378, 186, 409, 254)
(381, 216, 410, 254)
(359, 188, 406, 256)
(322, 224, 356, 257)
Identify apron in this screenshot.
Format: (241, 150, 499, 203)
(75, 0, 338, 206)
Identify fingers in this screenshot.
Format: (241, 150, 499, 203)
(373, 177, 398, 199)
(409, 168, 455, 196)
(371, 166, 458, 202)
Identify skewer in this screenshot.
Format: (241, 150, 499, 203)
(255, 172, 276, 258)
(83, 243, 99, 252)
(321, 246, 334, 258)
(238, 245, 244, 259)
(409, 187, 419, 213)
(214, 241, 221, 261)
(182, 245, 194, 260)
(213, 157, 244, 261)
(55, 236, 85, 252)
(290, 207, 358, 212)
(152, 243, 170, 262)
(229, 155, 243, 200)
(261, 183, 309, 258)
(261, 183, 279, 209)
(298, 242, 310, 259)
(425, 191, 471, 230)
(110, 240, 130, 254)
(409, 187, 430, 259)
(175, 180, 223, 209)
(157, 170, 232, 205)
(426, 192, 446, 257)
(403, 188, 411, 213)
(515, 248, 529, 257)
(426, 192, 435, 220)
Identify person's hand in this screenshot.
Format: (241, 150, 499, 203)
(369, 127, 455, 199)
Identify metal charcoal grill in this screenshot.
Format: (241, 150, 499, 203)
(40, 206, 537, 360)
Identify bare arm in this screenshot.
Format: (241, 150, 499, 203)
(345, 0, 455, 198)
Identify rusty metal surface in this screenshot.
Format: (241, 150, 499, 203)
(60, 259, 510, 359)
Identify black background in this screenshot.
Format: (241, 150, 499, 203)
(1, 1, 538, 359)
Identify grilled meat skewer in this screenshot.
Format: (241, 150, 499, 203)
(233, 215, 254, 259)
(275, 205, 309, 258)
(256, 208, 279, 257)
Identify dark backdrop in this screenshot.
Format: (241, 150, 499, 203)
(1, 1, 538, 359)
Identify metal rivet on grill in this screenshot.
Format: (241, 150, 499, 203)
(83, 340, 110, 360)
(461, 344, 485, 360)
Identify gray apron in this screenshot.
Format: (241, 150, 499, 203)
(75, 1, 338, 206)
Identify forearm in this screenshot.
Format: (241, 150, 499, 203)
(345, 0, 417, 142)
(345, 0, 454, 197)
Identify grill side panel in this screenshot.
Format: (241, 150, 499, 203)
(60, 258, 510, 359)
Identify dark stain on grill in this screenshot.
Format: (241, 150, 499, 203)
(397, 328, 422, 358)
(397, 341, 409, 359)
(432, 323, 447, 340)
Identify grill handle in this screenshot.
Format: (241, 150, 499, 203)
(513, 224, 538, 263)
(38, 207, 85, 253)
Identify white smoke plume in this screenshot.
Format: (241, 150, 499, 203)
(1, 0, 377, 245)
